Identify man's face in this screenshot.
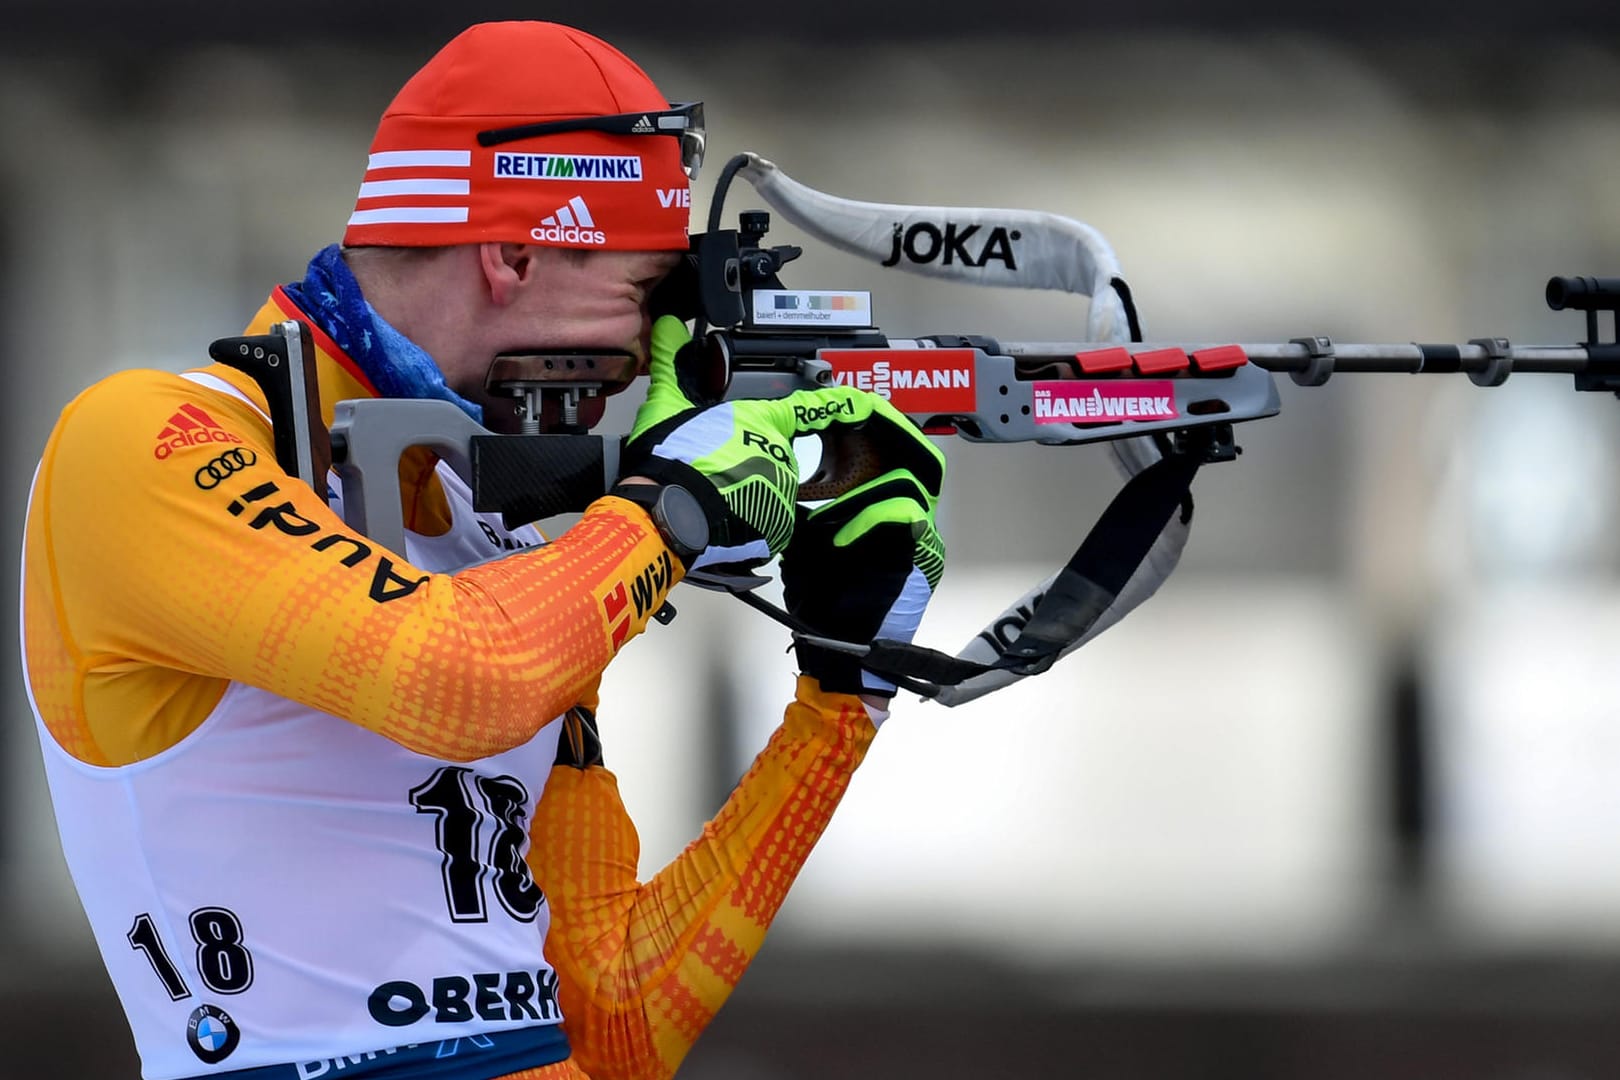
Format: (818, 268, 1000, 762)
(463, 246, 683, 432)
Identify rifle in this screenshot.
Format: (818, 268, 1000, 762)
(210, 153, 1620, 705)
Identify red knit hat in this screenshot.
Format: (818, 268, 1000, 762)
(343, 22, 693, 252)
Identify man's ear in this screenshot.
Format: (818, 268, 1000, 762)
(478, 242, 534, 306)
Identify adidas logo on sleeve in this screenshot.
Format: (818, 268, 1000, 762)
(153, 404, 244, 460)
(529, 196, 607, 245)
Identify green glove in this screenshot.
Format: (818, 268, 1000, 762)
(622, 316, 946, 569)
(781, 469, 946, 696)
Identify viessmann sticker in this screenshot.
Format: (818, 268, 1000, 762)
(1032, 380, 1179, 424)
(820, 349, 977, 413)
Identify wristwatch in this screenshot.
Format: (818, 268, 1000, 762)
(610, 482, 710, 568)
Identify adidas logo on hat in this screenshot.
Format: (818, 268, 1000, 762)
(529, 195, 608, 246)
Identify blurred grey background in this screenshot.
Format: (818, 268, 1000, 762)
(6, 5, 1620, 1078)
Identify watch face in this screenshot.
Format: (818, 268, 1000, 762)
(659, 485, 711, 555)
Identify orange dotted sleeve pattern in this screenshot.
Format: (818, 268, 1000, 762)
(527, 676, 876, 1080)
(23, 367, 680, 767)
(497, 1060, 591, 1080)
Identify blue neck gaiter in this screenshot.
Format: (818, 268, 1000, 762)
(282, 244, 484, 423)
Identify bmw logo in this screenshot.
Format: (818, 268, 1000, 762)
(187, 1004, 241, 1064)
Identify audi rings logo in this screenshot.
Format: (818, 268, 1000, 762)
(195, 448, 257, 490)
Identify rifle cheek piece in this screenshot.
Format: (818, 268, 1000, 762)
(484, 351, 640, 435)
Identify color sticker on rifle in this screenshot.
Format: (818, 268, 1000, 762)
(751, 290, 873, 328)
(1033, 380, 1178, 424)
(820, 349, 977, 414)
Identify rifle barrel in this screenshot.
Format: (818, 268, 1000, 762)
(1000, 342, 1602, 377)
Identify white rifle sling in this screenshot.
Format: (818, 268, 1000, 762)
(740, 153, 1194, 706)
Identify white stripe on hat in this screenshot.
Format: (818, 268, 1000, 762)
(556, 207, 576, 227)
(347, 206, 470, 226)
(367, 150, 472, 170)
(357, 179, 471, 198)
(568, 196, 595, 227)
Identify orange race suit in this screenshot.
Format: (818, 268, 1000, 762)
(21, 284, 877, 1080)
